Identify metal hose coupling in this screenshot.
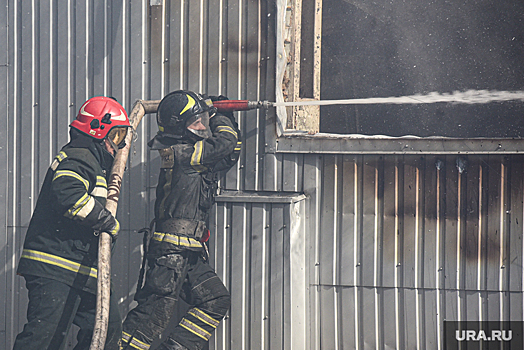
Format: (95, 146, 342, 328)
(247, 100, 273, 109)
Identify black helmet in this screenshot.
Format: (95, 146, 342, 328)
(158, 90, 213, 135)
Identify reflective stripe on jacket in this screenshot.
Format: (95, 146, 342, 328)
(17, 145, 108, 293)
(149, 114, 240, 258)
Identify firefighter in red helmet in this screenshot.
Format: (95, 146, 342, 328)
(13, 96, 131, 350)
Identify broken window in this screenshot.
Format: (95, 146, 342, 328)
(277, 0, 524, 138)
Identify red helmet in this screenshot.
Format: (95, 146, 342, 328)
(70, 96, 131, 147)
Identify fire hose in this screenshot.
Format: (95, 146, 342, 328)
(89, 100, 158, 350)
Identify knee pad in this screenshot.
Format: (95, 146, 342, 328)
(193, 276, 231, 318)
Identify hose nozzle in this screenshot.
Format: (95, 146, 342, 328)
(212, 100, 273, 112)
(247, 100, 273, 110)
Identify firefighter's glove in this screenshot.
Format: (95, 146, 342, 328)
(208, 94, 229, 102)
(206, 94, 235, 121)
(92, 208, 120, 240)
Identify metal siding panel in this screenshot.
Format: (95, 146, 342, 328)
(509, 292, 523, 321)
(500, 160, 511, 319)
(187, 0, 203, 92)
(443, 155, 460, 291)
(56, 1, 70, 130)
(109, 1, 125, 101)
(0, 0, 6, 66)
(486, 291, 502, 321)
(382, 158, 398, 288)
(319, 155, 335, 286)
(129, 1, 148, 100)
(289, 199, 308, 350)
(401, 158, 419, 289)
(0, 70, 7, 350)
(362, 287, 378, 350)
(486, 157, 503, 292)
(74, 0, 88, 105)
(269, 203, 284, 350)
(242, 0, 261, 192)
(230, 203, 249, 349)
(361, 156, 378, 288)
(303, 154, 321, 350)
(222, 0, 243, 192)
(382, 288, 397, 350)
(340, 156, 357, 286)
(206, 0, 221, 94)
(465, 290, 480, 320)
(508, 156, 524, 292)
(150, 5, 164, 99)
(262, 153, 278, 192)
(319, 287, 337, 350)
(90, 0, 104, 93)
(394, 157, 406, 298)
(0, 8, 7, 349)
(423, 156, 439, 290)
(166, 0, 182, 91)
(303, 154, 320, 280)
(464, 157, 482, 291)
(249, 204, 269, 350)
(34, 1, 51, 178)
(341, 287, 359, 349)
(403, 288, 418, 348)
(18, 0, 35, 226)
(6, 227, 28, 348)
(283, 204, 291, 350)
(209, 202, 231, 349)
(282, 153, 296, 192)
(423, 290, 438, 350)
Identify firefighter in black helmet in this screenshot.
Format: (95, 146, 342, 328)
(121, 90, 241, 350)
(13, 96, 131, 350)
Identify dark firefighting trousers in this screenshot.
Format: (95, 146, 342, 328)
(121, 251, 230, 350)
(13, 275, 122, 350)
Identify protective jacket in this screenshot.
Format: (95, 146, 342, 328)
(17, 138, 114, 294)
(148, 113, 241, 258)
(122, 112, 240, 350)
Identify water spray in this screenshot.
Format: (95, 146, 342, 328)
(212, 89, 524, 112)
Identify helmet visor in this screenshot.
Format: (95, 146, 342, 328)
(186, 112, 211, 140)
(107, 127, 128, 148)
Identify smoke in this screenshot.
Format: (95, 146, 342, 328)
(275, 90, 524, 107)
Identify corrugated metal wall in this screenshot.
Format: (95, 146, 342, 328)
(2, 0, 275, 348)
(3, 1, 524, 350)
(303, 154, 524, 350)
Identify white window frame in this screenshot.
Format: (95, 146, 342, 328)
(275, 0, 524, 154)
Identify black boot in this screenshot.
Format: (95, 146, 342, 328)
(157, 337, 188, 350)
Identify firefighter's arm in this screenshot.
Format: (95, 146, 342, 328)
(51, 160, 119, 238)
(189, 114, 239, 172)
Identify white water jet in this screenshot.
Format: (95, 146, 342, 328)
(273, 89, 524, 106)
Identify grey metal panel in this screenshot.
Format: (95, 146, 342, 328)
(0, 102, 6, 347)
(311, 154, 524, 349)
(229, 202, 249, 348)
(277, 134, 524, 154)
(0, 4, 8, 341)
(248, 203, 270, 350)
(318, 155, 336, 286)
(207, 197, 305, 350)
(269, 203, 285, 350)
